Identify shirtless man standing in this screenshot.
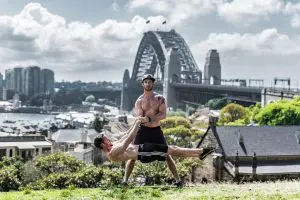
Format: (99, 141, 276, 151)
(94, 117, 214, 163)
(123, 74, 182, 186)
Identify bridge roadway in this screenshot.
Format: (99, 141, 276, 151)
(170, 82, 263, 93)
(168, 82, 263, 107)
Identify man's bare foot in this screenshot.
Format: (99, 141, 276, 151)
(199, 148, 214, 160)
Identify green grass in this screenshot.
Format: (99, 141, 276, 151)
(1, 181, 300, 200)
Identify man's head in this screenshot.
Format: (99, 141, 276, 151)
(142, 74, 155, 91)
(94, 134, 113, 152)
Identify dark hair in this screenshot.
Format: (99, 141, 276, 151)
(94, 134, 104, 149)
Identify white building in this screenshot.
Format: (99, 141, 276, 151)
(68, 143, 94, 164)
(0, 135, 53, 160)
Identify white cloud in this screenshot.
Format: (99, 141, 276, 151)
(128, 0, 172, 13)
(290, 14, 300, 28)
(191, 28, 300, 83)
(128, 0, 222, 26)
(193, 28, 300, 57)
(0, 3, 168, 81)
(128, 0, 300, 28)
(218, 0, 284, 23)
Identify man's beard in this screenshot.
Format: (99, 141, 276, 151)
(144, 86, 153, 91)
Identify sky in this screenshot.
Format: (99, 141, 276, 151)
(1, 0, 300, 86)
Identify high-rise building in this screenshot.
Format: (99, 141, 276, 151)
(4, 66, 55, 97)
(5, 69, 13, 90)
(24, 66, 41, 96)
(40, 69, 55, 94)
(0, 72, 3, 88)
(12, 67, 23, 94)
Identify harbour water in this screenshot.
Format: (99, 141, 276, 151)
(0, 113, 55, 122)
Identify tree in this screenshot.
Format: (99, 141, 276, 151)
(256, 98, 300, 125)
(219, 103, 250, 125)
(248, 103, 262, 123)
(207, 98, 231, 110)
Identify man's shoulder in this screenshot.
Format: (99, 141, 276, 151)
(153, 93, 166, 104)
(153, 92, 164, 98)
(136, 94, 144, 102)
(153, 93, 165, 100)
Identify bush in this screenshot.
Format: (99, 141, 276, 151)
(190, 128, 205, 145)
(207, 98, 231, 110)
(219, 103, 250, 125)
(131, 157, 202, 185)
(27, 172, 73, 190)
(101, 166, 124, 187)
(167, 109, 186, 117)
(248, 103, 262, 123)
(161, 116, 191, 129)
(34, 152, 84, 175)
(193, 121, 208, 129)
(0, 166, 22, 191)
(23, 160, 42, 185)
(0, 156, 25, 191)
(69, 165, 103, 188)
(226, 118, 249, 126)
(256, 99, 300, 125)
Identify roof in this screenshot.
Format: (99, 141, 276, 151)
(0, 141, 52, 149)
(51, 129, 99, 143)
(212, 126, 300, 157)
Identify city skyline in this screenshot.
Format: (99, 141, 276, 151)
(5, 66, 54, 96)
(1, 1, 300, 86)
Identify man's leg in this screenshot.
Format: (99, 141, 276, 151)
(123, 159, 136, 183)
(167, 145, 214, 159)
(166, 155, 180, 182)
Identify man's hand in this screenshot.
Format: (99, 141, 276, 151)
(139, 116, 150, 124)
(133, 117, 142, 127)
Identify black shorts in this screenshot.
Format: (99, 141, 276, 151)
(137, 143, 168, 163)
(133, 126, 167, 145)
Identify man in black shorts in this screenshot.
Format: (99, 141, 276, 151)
(123, 74, 182, 186)
(94, 117, 214, 164)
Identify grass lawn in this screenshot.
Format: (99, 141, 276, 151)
(1, 181, 300, 200)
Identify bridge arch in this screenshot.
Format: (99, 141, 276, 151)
(131, 31, 168, 82)
(130, 30, 201, 82)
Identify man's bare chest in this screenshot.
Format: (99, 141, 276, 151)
(141, 97, 160, 110)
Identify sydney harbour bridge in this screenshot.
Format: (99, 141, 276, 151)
(121, 29, 262, 111)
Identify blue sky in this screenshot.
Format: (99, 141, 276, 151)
(1, 0, 300, 87)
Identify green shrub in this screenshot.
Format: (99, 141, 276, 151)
(131, 158, 202, 185)
(193, 121, 208, 129)
(101, 166, 123, 187)
(219, 103, 250, 125)
(0, 166, 22, 191)
(34, 152, 84, 175)
(23, 160, 42, 184)
(28, 172, 73, 190)
(167, 110, 186, 117)
(161, 116, 191, 129)
(69, 164, 103, 188)
(256, 99, 300, 125)
(207, 98, 231, 110)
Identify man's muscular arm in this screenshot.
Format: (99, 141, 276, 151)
(135, 98, 144, 117)
(108, 119, 141, 159)
(149, 96, 167, 122)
